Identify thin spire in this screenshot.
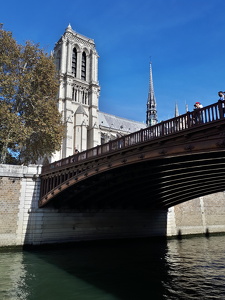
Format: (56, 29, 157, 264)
(146, 61, 157, 126)
(175, 102, 179, 117)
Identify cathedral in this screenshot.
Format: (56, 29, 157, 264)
(51, 24, 157, 162)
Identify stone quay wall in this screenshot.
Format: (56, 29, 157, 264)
(0, 164, 225, 247)
(167, 193, 225, 237)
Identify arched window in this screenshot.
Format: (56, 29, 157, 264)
(56, 50, 61, 71)
(81, 52, 86, 81)
(72, 87, 77, 101)
(82, 91, 85, 104)
(72, 48, 77, 76)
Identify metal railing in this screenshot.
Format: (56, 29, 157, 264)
(42, 100, 225, 173)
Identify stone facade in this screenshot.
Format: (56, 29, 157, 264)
(0, 165, 42, 246)
(1, 164, 225, 247)
(53, 24, 100, 161)
(0, 176, 21, 245)
(168, 194, 225, 236)
(50, 25, 145, 163)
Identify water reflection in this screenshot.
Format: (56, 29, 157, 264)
(163, 236, 225, 299)
(0, 236, 225, 300)
(0, 251, 30, 300)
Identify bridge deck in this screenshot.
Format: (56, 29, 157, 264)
(39, 100, 225, 208)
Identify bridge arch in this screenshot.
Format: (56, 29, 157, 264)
(39, 101, 225, 209)
(40, 150, 225, 210)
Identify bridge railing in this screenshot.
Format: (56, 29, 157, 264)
(42, 100, 225, 173)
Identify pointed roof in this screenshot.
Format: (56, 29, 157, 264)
(175, 102, 179, 117)
(148, 62, 155, 104)
(146, 62, 157, 126)
(99, 112, 145, 133)
(75, 105, 88, 116)
(185, 103, 189, 112)
(65, 23, 73, 33)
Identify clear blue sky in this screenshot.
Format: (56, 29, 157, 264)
(1, 0, 225, 123)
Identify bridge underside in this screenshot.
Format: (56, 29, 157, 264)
(43, 151, 225, 210)
(40, 118, 225, 209)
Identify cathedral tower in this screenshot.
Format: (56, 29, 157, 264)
(53, 24, 100, 160)
(146, 62, 157, 126)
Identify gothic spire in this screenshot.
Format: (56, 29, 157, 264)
(146, 61, 157, 126)
(175, 102, 179, 117)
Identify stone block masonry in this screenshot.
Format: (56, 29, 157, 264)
(0, 165, 42, 246)
(0, 176, 21, 244)
(0, 164, 168, 247)
(167, 195, 225, 236)
(0, 164, 225, 247)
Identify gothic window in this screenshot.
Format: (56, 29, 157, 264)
(75, 89, 77, 102)
(81, 52, 86, 80)
(72, 87, 77, 101)
(72, 48, 77, 76)
(55, 50, 61, 71)
(101, 133, 107, 145)
(82, 91, 85, 104)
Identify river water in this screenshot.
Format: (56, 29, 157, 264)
(0, 235, 225, 300)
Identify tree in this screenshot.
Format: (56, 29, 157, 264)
(0, 25, 64, 164)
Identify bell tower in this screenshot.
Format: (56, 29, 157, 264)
(53, 24, 100, 160)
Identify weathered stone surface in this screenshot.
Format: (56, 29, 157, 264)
(168, 194, 225, 236)
(1, 164, 225, 247)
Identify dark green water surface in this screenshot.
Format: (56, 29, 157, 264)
(0, 235, 225, 300)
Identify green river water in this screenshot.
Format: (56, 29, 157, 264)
(0, 235, 225, 300)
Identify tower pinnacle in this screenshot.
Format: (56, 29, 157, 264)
(146, 61, 157, 126)
(175, 102, 179, 117)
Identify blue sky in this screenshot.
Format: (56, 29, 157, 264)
(1, 0, 225, 123)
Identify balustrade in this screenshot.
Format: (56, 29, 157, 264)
(42, 100, 225, 173)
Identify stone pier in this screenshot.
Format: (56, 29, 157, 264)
(0, 164, 225, 247)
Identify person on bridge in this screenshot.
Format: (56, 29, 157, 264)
(193, 102, 203, 124)
(194, 102, 203, 109)
(74, 148, 79, 154)
(218, 91, 225, 117)
(218, 91, 225, 100)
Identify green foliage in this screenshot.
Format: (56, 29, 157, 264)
(0, 26, 64, 164)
